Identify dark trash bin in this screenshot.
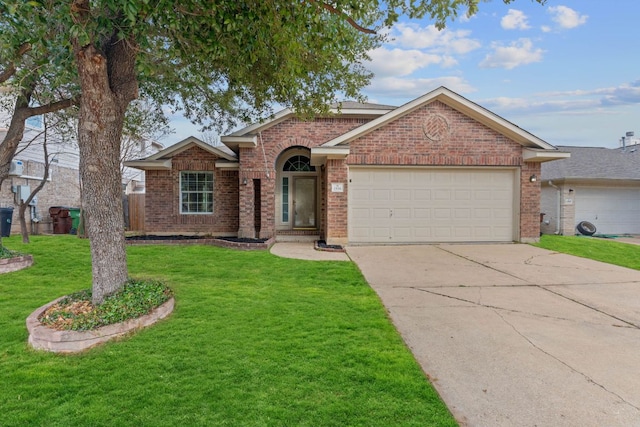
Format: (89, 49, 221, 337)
(0, 207, 13, 237)
(49, 206, 72, 234)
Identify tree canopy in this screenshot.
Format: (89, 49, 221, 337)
(1, 0, 545, 303)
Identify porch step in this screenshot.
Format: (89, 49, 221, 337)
(275, 234, 320, 243)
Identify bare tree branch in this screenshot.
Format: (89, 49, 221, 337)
(0, 43, 32, 84)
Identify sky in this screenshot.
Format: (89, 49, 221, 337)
(162, 0, 640, 150)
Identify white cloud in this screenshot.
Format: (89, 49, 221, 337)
(481, 81, 640, 117)
(501, 9, 531, 30)
(479, 38, 544, 69)
(366, 76, 475, 100)
(367, 48, 446, 77)
(548, 6, 588, 29)
(390, 23, 481, 54)
(541, 25, 552, 33)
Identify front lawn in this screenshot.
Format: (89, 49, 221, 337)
(0, 235, 456, 427)
(535, 234, 640, 270)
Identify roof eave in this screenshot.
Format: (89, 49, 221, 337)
(124, 159, 172, 171)
(523, 148, 571, 163)
(214, 160, 239, 170)
(147, 136, 237, 161)
(310, 146, 349, 166)
(220, 135, 258, 153)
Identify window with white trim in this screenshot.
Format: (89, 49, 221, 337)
(180, 172, 213, 214)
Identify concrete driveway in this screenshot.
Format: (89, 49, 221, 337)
(347, 244, 640, 427)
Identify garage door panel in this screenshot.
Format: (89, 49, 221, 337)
(349, 168, 515, 243)
(576, 187, 640, 234)
(393, 189, 411, 201)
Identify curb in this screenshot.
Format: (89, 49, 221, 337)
(0, 255, 34, 273)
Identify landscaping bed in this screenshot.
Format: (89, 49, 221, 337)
(125, 235, 274, 250)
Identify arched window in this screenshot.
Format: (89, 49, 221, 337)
(283, 155, 315, 172)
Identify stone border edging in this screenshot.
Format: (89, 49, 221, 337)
(0, 255, 34, 273)
(26, 296, 175, 353)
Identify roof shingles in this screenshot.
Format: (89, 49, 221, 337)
(541, 146, 640, 181)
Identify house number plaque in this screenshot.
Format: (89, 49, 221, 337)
(331, 183, 344, 192)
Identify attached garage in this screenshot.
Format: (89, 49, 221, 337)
(348, 167, 517, 243)
(575, 187, 640, 235)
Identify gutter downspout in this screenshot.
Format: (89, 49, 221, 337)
(547, 180, 561, 234)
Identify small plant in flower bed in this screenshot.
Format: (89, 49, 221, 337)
(0, 246, 23, 259)
(39, 279, 173, 331)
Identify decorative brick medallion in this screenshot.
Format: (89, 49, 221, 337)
(422, 113, 451, 141)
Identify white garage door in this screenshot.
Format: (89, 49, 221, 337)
(348, 168, 516, 243)
(576, 187, 640, 235)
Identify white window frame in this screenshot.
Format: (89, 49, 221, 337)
(180, 171, 214, 214)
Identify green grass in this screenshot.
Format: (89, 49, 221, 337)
(0, 235, 456, 427)
(535, 234, 640, 270)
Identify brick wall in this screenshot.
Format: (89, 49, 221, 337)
(325, 159, 349, 245)
(0, 161, 80, 235)
(348, 101, 522, 166)
(520, 162, 542, 242)
(237, 117, 372, 239)
(144, 146, 239, 235)
(341, 100, 541, 243)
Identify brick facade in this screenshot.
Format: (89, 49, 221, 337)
(144, 146, 239, 235)
(324, 101, 542, 243)
(236, 118, 371, 239)
(140, 95, 547, 243)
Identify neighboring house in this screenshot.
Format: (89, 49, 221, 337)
(126, 86, 568, 245)
(122, 137, 164, 194)
(541, 145, 640, 236)
(0, 115, 81, 235)
(0, 110, 163, 235)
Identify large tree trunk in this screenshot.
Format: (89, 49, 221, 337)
(72, 18, 138, 304)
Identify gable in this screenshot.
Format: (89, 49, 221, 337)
(347, 100, 524, 166)
(312, 86, 568, 164)
(124, 136, 238, 171)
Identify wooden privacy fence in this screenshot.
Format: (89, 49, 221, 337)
(126, 193, 145, 231)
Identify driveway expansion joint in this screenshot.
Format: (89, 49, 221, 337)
(410, 287, 577, 323)
(540, 286, 640, 330)
(494, 309, 640, 414)
(435, 245, 533, 285)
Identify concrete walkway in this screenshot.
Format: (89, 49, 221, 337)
(270, 242, 350, 261)
(348, 244, 640, 427)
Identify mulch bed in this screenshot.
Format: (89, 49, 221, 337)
(125, 235, 274, 250)
(315, 240, 346, 252)
(126, 235, 269, 243)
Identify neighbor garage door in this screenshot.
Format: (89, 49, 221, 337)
(348, 168, 516, 243)
(576, 187, 640, 235)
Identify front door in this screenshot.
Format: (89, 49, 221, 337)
(294, 177, 316, 229)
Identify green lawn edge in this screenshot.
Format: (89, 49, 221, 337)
(0, 235, 457, 427)
(534, 234, 640, 271)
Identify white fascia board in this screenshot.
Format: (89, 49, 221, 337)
(220, 135, 258, 148)
(147, 136, 237, 162)
(227, 109, 294, 136)
(214, 160, 239, 170)
(123, 159, 172, 170)
(523, 148, 571, 163)
(328, 108, 394, 116)
(311, 146, 349, 159)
